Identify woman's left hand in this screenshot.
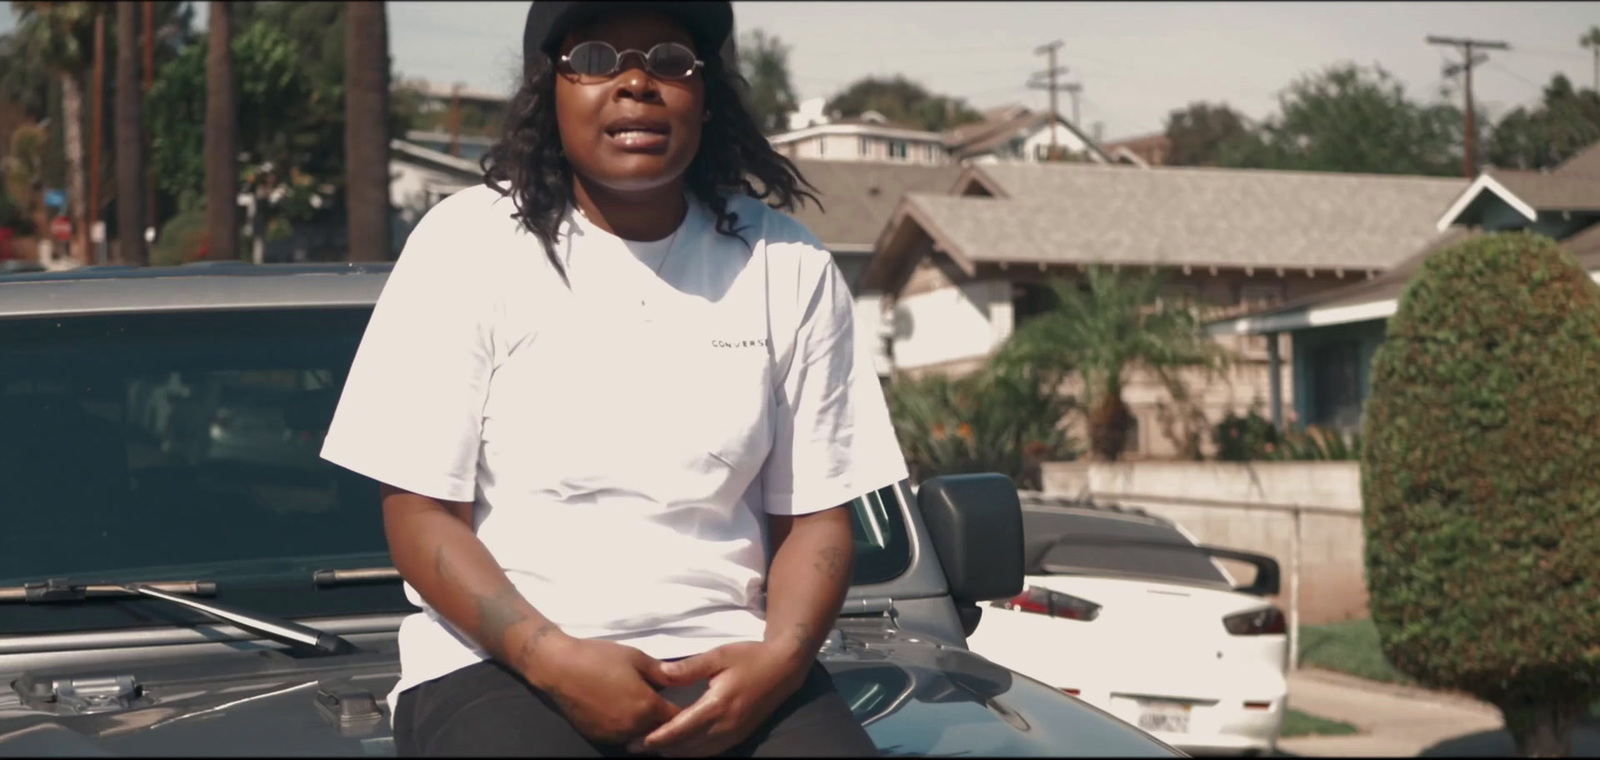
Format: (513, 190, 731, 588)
(632, 641, 809, 757)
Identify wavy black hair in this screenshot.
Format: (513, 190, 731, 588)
(481, 39, 819, 282)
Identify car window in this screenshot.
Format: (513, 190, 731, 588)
(0, 305, 913, 633)
(1023, 508, 1231, 589)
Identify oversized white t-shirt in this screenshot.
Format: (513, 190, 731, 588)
(319, 184, 909, 707)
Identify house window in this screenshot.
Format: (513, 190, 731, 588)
(859, 136, 870, 157)
(1123, 414, 1142, 455)
(1309, 340, 1363, 431)
(923, 144, 935, 162)
(817, 138, 826, 157)
(888, 141, 908, 160)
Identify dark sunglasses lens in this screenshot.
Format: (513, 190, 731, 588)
(568, 41, 617, 75)
(648, 43, 697, 78)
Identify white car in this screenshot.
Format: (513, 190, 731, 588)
(965, 501, 1289, 756)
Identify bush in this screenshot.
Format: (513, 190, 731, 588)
(1362, 231, 1600, 756)
(886, 364, 1080, 491)
(1267, 426, 1361, 461)
(150, 208, 209, 267)
(1213, 405, 1278, 461)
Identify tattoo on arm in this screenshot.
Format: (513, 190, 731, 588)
(814, 546, 850, 580)
(433, 544, 542, 664)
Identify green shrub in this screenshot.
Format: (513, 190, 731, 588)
(150, 208, 208, 267)
(1266, 426, 1361, 461)
(1362, 231, 1600, 756)
(886, 364, 1079, 491)
(1213, 404, 1278, 460)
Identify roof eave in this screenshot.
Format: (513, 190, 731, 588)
(1436, 173, 1539, 231)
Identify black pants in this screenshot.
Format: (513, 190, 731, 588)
(392, 659, 879, 757)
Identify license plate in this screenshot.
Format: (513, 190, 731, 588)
(1136, 700, 1191, 734)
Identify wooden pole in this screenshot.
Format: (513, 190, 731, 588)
(143, 0, 157, 240)
(88, 11, 105, 265)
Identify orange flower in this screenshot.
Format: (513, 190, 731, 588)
(932, 424, 946, 439)
(957, 423, 973, 441)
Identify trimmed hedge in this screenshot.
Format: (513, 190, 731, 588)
(1362, 231, 1600, 753)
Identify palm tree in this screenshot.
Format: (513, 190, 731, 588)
(1582, 26, 1600, 93)
(204, 0, 236, 260)
(114, 1, 145, 265)
(995, 266, 1230, 462)
(344, 1, 390, 262)
(9, 1, 97, 264)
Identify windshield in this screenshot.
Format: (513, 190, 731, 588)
(0, 305, 912, 634)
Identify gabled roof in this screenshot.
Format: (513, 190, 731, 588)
(1206, 222, 1600, 336)
(946, 111, 1116, 164)
(862, 163, 1467, 293)
(785, 160, 961, 252)
(390, 139, 482, 177)
(1437, 141, 1600, 229)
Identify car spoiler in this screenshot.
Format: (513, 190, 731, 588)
(1024, 535, 1281, 597)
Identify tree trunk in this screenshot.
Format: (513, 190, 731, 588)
(204, 1, 237, 261)
(344, 1, 391, 262)
(1501, 700, 1586, 757)
(115, 2, 146, 266)
(60, 71, 86, 264)
(1087, 391, 1133, 462)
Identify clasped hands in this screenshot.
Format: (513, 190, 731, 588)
(525, 635, 811, 757)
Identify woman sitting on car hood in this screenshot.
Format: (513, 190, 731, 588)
(320, 0, 906, 756)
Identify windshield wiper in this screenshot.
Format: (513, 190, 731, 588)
(0, 578, 358, 655)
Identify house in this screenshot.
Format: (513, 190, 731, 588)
(784, 159, 963, 377)
(1206, 142, 1600, 434)
(858, 161, 1468, 458)
(767, 102, 1130, 167)
(1101, 132, 1172, 167)
(943, 105, 1117, 165)
(770, 112, 950, 166)
(389, 138, 485, 248)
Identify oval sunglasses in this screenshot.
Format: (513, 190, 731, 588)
(559, 41, 704, 80)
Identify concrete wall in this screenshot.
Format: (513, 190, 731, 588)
(891, 279, 1010, 370)
(1039, 460, 1369, 625)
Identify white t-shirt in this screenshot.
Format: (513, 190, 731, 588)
(319, 184, 909, 707)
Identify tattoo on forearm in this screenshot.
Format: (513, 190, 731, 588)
(433, 544, 533, 663)
(814, 546, 850, 580)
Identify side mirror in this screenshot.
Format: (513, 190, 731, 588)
(916, 473, 1025, 637)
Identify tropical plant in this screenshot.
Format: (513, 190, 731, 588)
(886, 364, 1079, 491)
(203, 1, 238, 261)
(7, 1, 103, 262)
(996, 267, 1231, 462)
(1363, 231, 1600, 757)
(344, 0, 390, 262)
(1267, 426, 1360, 461)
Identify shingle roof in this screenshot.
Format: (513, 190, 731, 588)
(1488, 169, 1600, 211)
(896, 163, 1467, 271)
(785, 160, 961, 250)
(1555, 141, 1600, 177)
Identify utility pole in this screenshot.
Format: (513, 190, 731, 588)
(1427, 35, 1509, 178)
(1029, 40, 1068, 160)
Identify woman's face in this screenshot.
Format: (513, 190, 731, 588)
(554, 11, 707, 196)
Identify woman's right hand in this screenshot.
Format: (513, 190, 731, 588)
(525, 635, 683, 745)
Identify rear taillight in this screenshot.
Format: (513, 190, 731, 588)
(1223, 606, 1287, 635)
(997, 586, 1101, 622)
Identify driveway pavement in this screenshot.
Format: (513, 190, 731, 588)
(1278, 668, 1600, 757)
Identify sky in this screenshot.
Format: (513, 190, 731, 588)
(6, 2, 1596, 140)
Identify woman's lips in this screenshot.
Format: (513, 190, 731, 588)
(606, 129, 669, 151)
